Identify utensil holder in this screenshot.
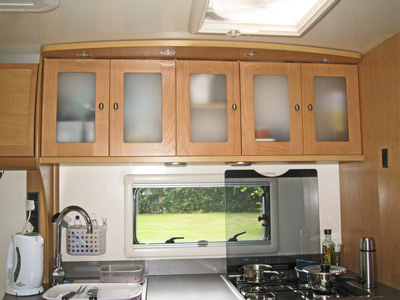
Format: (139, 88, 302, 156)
(66, 225, 106, 255)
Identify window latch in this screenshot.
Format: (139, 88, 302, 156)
(228, 231, 246, 242)
(165, 237, 184, 244)
(258, 214, 267, 222)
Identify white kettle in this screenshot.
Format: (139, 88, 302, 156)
(5, 232, 44, 296)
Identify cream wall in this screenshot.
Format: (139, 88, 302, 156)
(59, 163, 342, 262)
(0, 171, 27, 295)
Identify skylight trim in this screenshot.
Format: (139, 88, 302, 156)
(195, 0, 340, 37)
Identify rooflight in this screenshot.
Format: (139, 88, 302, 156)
(0, 0, 60, 13)
(190, 0, 339, 37)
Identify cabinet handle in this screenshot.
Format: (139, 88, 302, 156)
(308, 104, 313, 111)
(294, 104, 300, 111)
(99, 103, 104, 110)
(113, 103, 119, 110)
(232, 103, 237, 111)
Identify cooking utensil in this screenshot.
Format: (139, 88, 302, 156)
(302, 264, 346, 292)
(62, 285, 87, 300)
(87, 286, 98, 300)
(243, 264, 284, 283)
(295, 259, 319, 282)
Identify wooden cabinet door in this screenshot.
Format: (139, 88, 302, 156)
(0, 64, 37, 156)
(241, 62, 303, 155)
(176, 60, 241, 156)
(302, 64, 362, 154)
(110, 60, 176, 156)
(42, 59, 110, 156)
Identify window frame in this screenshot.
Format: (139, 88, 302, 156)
(124, 173, 279, 259)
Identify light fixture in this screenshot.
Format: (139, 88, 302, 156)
(229, 162, 252, 167)
(160, 49, 176, 56)
(189, 0, 339, 37)
(0, 0, 60, 13)
(245, 51, 258, 57)
(77, 51, 92, 57)
(164, 162, 187, 167)
(320, 57, 331, 63)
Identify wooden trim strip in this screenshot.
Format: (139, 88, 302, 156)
(40, 155, 364, 164)
(41, 40, 361, 60)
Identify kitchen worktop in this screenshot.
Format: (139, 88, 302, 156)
(2, 275, 239, 300)
(4, 273, 400, 300)
(145, 274, 241, 300)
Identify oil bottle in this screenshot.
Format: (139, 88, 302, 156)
(322, 229, 335, 265)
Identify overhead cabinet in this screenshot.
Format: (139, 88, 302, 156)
(0, 64, 38, 157)
(41, 58, 362, 158)
(177, 60, 241, 156)
(240, 62, 362, 156)
(42, 59, 175, 156)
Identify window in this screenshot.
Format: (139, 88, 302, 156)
(133, 184, 270, 245)
(190, 0, 339, 37)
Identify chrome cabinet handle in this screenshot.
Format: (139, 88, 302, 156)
(294, 104, 300, 111)
(98, 103, 104, 110)
(113, 103, 119, 110)
(308, 104, 313, 111)
(232, 103, 237, 111)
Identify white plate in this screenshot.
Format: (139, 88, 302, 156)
(43, 283, 142, 300)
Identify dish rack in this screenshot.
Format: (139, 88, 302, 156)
(66, 224, 106, 255)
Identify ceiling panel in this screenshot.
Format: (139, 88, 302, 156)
(0, 0, 399, 54)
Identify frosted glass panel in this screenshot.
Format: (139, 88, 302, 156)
(314, 76, 349, 142)
(124, 73, 162, 143)
(190, 74, 227, 142)
(254, 75, 290, 142)
(56, 72, 96, 143)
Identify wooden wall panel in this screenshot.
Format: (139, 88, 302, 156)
(339, 32, 400, 289)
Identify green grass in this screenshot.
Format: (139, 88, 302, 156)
(137, 212, 263, 243)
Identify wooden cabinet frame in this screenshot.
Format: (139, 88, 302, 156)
(0, 64, 38, 156)
(302, 64, 362, 155)
(241, 62, 304, 155)
(42, 59, 110, 156)
(110, 60, 176, 156)
(176, 60, 241, 156)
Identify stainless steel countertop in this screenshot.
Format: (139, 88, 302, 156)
(145, 274, 242, 300)
(4, 274, 400, 300)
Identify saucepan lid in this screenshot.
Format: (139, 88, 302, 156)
(303, 264, 346, 275)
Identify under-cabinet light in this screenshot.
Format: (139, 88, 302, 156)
(160, 49, 176, 56)
(190, 0, 339, 37)
(164, 162, 187, 167)
(229, 162, 252, 167)
(77, 51, 92, 57)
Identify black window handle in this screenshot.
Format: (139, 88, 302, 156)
(228, 231, 246, 242)
(165, 237, 184, 243)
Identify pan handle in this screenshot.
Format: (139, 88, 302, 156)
(336, 276, 365, 284)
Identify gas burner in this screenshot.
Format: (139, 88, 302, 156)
(297, 282, 310, 289)
(243, 291, 275, 300)
(240, 285, 269, 295)
(312, 290, 340, 299)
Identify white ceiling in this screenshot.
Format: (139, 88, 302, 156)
(0, 0, 399, 55)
